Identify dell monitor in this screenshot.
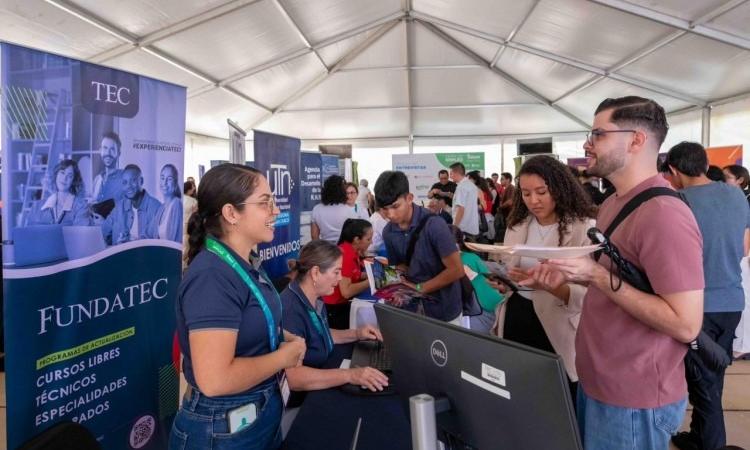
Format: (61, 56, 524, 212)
(374, 304, 582, 450)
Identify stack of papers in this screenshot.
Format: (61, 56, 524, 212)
(465, 242, 601, 259)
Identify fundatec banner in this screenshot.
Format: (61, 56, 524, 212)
(1, 43, 184, 449)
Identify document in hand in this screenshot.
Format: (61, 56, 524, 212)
(363, 258, 432, 307)
(465, 242, 601, 259)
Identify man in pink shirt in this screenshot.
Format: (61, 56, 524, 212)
(526, 96, 704, 450)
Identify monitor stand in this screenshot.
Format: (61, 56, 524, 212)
(409, 394, 451, 450)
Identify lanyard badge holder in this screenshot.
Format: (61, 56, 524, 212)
(205, 238, 292, 409)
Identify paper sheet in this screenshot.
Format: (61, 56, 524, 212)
(465, 242, 601, 259)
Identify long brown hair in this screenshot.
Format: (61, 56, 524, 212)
(185, 164, 262, 265)
(507, 156, 595, 246)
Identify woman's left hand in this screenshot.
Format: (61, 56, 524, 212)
(356, 325, 383, 341)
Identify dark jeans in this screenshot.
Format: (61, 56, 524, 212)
(325, 302, 351, 330)
(685, 311, 742, 450)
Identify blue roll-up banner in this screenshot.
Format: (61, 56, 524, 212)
(321, 154, 340, 182)
(300, 152, 322, 213)
(252, 130, 301, 280)
(1, 43, 185, 449)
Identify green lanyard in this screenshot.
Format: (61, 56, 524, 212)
(205, 238, 282, 351)
(292, 284, 334, 354)
(307, 309, 334, 355)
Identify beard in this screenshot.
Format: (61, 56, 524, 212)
(587, 149, 626, 179)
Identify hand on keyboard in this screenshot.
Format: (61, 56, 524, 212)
(348, 367, 389, 392)
(356, 324, 383, 341)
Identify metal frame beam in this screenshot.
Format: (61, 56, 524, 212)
(412, 10, 706, 106)
(187, 11, 406, 99)
(405, 6, 415, 152)
(416, 20, 590, 130)
(47, 0, 273, 112)
(247, 19, 403, 131)
(272, 0, 329, 72)
(280, 103, 540, 113)
(87, 0, 266, 63)
(589, 0, 750, 51)
(490, 0, 540, 68)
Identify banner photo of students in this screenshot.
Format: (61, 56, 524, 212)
(252, 130, 301, 280)
(392, 153, 485, 205)
(321, 154, 340, 181)
(1, 43, 185, 449)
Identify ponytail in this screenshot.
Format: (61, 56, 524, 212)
(186, 211, 207, 266)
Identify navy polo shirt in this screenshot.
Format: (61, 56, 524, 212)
(176, 240, 282, 396)
(383, 205, 462, 321)
(281, 280, 334, 368)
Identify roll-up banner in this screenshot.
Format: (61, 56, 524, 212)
(1, 43, 185, 449)
(252, 130, 301, 280)
(392, 153, 485, 205)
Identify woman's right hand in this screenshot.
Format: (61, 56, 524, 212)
(348, 367, 389, 392)
(278, 334, 306, 369)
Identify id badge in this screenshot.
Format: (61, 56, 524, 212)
(227, 402, 258, 433)
(279, 372, 290, 408)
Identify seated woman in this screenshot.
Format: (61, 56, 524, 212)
(494, 155, 595, 397)
(281, 240, 389, 395)
(322, 219, 374, 329)
(27, 159, 90, 226)
(450, 225, 505, 334)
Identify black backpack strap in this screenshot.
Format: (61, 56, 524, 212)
(594, 187, 687, 262)
(604, 187, 686, 237)
(406, 212, 435, 262)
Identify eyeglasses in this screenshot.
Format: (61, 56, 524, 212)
(236, 197, 277, 213)
(585, 129, 637, 145)
(346, 191, 357, 196)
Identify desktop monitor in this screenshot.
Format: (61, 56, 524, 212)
(374, 304, 582, 450)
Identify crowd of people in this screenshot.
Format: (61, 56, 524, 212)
(172, 95, 749, 450)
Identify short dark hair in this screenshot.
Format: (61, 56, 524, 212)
(594, 96, 669, 147)
(706, 165, 726, 182)
(449, 162, 465, 175)
(438, 169, 448, 177)
(665, 141, 708, 177)
(184, 180, 196, 195)
(321, 175, 347, 205)
(374, 171, 409, 208)
(723, 165, 750, 189)
(123, 164, 142, 177)
(491, 173, 499, 178)
(338, 218, 372, 245)
(102, 131, 121, 150)
(501, 172, 513, 181)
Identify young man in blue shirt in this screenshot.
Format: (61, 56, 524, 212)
(374, 171, 464, 323)
(665, 141, 750, 450)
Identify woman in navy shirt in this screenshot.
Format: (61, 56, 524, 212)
(170, 164, 306, 450)
(281, 240, 389, 393)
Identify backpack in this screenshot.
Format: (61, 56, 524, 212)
(406, 212, 482, 317)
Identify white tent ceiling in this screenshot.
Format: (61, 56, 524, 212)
(1, 0, 749, 141)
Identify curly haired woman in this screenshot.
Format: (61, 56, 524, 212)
(493, 155, 596, 401)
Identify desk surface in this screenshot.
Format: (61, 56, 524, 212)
(283, 344, 412, 450)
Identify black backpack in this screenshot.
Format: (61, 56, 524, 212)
(406, 212, 482, 317)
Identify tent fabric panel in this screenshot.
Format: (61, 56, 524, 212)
(258, 108, 411, 139)
(106, 49, 209, 91)
(285, 69, 408, 110)
(187, 88, 267, 138)
(344, 21, 407, 69)
(412, 67, 541, 106)
(412, 0, 536, 40)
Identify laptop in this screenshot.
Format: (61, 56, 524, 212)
(63, 226, 107, 260)
(341, 340, 395, 396)
(12, 225, 68, 267)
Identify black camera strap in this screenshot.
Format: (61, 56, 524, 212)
(594, 187, 687, 262)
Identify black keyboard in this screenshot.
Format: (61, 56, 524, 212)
(341, 341, 396, 396)
(351, 340, 392, 373)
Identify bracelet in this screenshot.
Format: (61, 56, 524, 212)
(415, 283, 423, 292)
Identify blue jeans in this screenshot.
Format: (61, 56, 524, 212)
(577, 385, 686, 450)
(169, 383, 282, 450)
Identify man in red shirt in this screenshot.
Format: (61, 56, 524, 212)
(526, 97, 704, 450)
